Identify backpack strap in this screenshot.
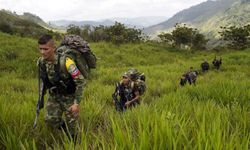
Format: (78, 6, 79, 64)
(53, 54, 61, 84)
(130, 81, 135, 90)
(54, 54, 76, 94)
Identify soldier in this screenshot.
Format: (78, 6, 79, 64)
(212, 57, 222, 70)
(180, 73, 188, 86)
(180, 67, 198, 86)
(187, 70, 198, 85)
(201, 59, 210, 72)
(37, 34, 85, 141)
(112, 72, 140, 111)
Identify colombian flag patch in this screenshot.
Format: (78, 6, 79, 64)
(66, 58, 81, 78)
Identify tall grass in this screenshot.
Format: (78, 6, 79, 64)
(0, 32, 249, 149)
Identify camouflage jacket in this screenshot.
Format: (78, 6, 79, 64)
(38, 54, 86, 104)
(118, 80, 139, 100)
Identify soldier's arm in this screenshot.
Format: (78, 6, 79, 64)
(129, 91, 140, 103)
(65, 57, 86, 104)
(129, 84, 140, 103)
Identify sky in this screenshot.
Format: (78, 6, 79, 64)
(0, 0, 207, 21)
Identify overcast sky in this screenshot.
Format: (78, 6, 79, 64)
(0, 0, 207, 21)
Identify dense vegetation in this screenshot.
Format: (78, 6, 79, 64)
(67, 22, 146, 44)
(158, 24, 208, 50)
(219, 24, 250, 50)
(0, 32, 249, 149)
(158, 23, 250, 50)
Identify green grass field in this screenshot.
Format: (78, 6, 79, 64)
(0, 32, 249, 149)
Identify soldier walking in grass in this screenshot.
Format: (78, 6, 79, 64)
(112, 72, 140, 111)
(180, 67, 198, 86)
(201, 59, 210, 72)
(112, 69, 146, 111)
(212, 56, 222, 70)
(35, 34, 86, 142)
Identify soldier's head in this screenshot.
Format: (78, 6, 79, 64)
(38, 34, 56, 61)
(122, 72, 130, 85)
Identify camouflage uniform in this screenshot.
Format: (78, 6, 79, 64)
(212, 58, 222, 70)
(39, 54, 85, 136)
(119, 80, 140, 107)
(201, 61, 210, 72)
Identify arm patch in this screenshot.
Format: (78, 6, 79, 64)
(65, 57, 80, 78)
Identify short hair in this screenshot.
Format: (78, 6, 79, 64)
(38, 34, 53, 45)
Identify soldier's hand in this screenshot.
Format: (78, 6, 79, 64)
(70, 103, 79, 117)
(125, 101, 131, 107)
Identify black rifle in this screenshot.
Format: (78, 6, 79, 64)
(33, 63, 46, 129)
(112, 82, 124, 111)
(112, 82, 133, 111)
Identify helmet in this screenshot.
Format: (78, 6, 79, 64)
(127, 68, 139, 80)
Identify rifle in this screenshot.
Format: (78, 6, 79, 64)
(33, 63, 46, 129)
(112, 82, 134, 111)
(112, 82, 125, 111)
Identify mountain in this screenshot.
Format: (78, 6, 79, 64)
(144, 0, 250, 39)
(199, 0, 250, 38)
(49, 16, 167, 29)
(0, 10, 53, 37)
(110, 16, 167, 28)
(19, 12, 49, 28)
(49, 19, 114, 29)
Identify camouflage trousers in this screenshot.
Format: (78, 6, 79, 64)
(45, 94, 79, 136)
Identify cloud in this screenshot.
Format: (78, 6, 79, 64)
(0, 0, 207, 21)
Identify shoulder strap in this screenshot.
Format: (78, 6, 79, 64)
(53, 54, 61, 83)
(57, 46, 79, 75)
(59, 54, 68, 76)
(130, 81, 135, 89)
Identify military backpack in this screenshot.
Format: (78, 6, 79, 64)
(127, 69, 146, 95)
(57, 34, 97, 79)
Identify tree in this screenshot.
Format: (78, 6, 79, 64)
(67, 24, 81, 35)
(81, 25, 91, 41)
(158, 32, 173, 44)
(65, 22, 144, 44)
(219, 25, 250, 50)
(171, 24, 194, 47)
(106, 22, 143, 45)
(106, 22, 126, 44)
(124, 28, 142, 43)
(89, 25, 108, 42)
(192, 33, 208, 49)
(0, 22, 13, 34)
(158, 23, 208, 49)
